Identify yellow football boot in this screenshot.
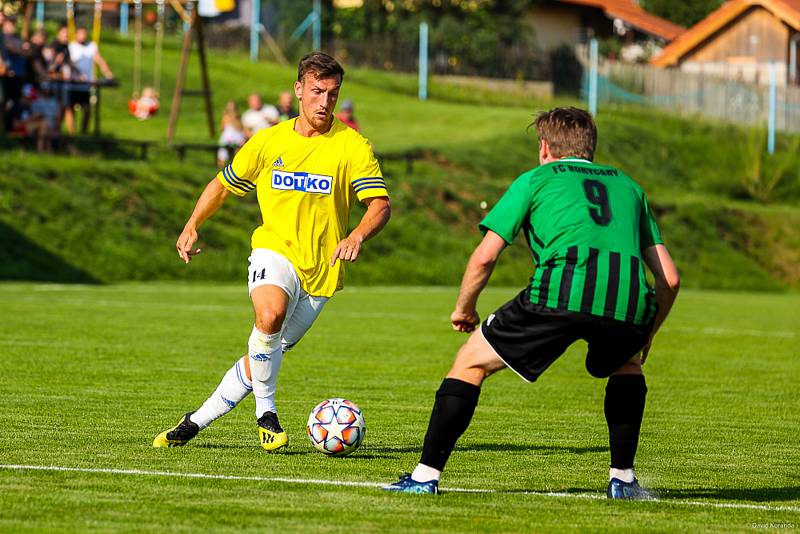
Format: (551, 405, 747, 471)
(257, 411, 288, 451)
(153, 413, 200, 447)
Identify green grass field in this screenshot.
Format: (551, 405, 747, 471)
(1, 282, 798, 532)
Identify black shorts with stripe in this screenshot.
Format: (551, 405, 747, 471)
(481, 287, 654, 382)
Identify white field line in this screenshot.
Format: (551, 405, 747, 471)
(2, 464, 799, 513)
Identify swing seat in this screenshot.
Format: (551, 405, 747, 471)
(128, 97, 160, 120)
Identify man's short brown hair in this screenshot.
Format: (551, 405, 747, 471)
(297, 52, 345, 83)
(533, 107, 597, 161)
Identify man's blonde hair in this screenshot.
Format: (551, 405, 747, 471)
(533, 107, 597, 161)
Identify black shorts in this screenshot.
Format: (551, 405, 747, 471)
(68, 88, 90, 107)
(481, 288, 654, 382)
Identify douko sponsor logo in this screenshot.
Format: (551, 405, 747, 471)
(272, 170, 333, 194)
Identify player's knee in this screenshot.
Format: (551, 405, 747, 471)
(255, 308, 286, 333)
(586, 352, 643, 378)
(612, 358, 643, 376)
(448, 338, 501, 385)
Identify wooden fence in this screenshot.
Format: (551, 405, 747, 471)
(584, 56, 800, 133)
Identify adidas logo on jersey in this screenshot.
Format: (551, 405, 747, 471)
(273, 157, 284, 167)
(272, 170, 332, 195)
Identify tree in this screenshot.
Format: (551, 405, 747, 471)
(640, 0, 724, 28)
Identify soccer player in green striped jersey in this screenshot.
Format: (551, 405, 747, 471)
(385, 107, 680, 498)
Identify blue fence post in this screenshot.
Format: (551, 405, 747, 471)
(250, 0, 260, 62)
(183, 2, 192, 33)
(36, 1, 45, 26)
(767, 62, 777, 155)
(120, 2, 128, 35)
(418, 22, 428, 101)
(312, 0, 321, 50)
(588, 38, 598, 116)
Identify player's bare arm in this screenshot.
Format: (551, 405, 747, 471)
(330, 196, 391, 266)
(641, 243, 680, 362)
(451, 231, 507, 333)
(176, 178, 230, 263)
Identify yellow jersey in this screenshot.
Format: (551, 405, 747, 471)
(216, 118, 388, 297)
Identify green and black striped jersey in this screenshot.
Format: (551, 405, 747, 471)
(479, 158, 663, 325)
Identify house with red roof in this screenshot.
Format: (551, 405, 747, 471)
(529, 0, 684, 61)
(652, 0, 800, 86)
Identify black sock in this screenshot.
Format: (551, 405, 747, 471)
(419, 378, 481, 472)
(604, 374, 647, 470)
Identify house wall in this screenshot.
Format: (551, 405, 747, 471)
(682, 6, 789, 64)
(528, 4, 612, 51)
(528, 5, 583, 50)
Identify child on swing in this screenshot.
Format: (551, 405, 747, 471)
(129, 86, 159, 120)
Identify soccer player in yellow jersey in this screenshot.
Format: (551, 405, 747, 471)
(153, 52, 391, 451)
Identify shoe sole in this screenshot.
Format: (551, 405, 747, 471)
(153, 432, 192, 448)
(258, 429, 288, 452)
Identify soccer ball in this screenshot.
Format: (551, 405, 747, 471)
(306, 398, 366, 456)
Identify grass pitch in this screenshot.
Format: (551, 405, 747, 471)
(0, 283, 798, 532)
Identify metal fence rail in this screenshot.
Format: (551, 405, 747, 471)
(581, 54, 800, 134)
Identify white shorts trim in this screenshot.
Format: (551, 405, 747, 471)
(247, 249, 299, 298)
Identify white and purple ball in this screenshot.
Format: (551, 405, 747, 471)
(306, 398, 366, 456)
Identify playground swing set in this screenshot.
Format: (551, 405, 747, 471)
(15, 0, 215, 141)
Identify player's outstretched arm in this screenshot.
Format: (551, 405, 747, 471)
(176, 178, 230, 264)
(641, 244, 680, 362)
(329, 196, 391, 266)
(451, 231, 507, 333)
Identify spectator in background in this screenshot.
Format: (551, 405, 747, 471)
(217, 100, 246, 167)
(276, 90, 298, 121)
(0, 12, 6, 74)
(9, 82, 58, 152)
(28, 30, 50, 85)
(65, 27, 113, 134)
(0, 13, 8, 131)
(241, 92, 279, 137)
(48, 26, 71, 77)
(336, 99, 359, 132)
(25, 82, 59, 152)
(48, 26, 73, 130)
(2, 18, 26, 106)
(9, 82, 35, 135)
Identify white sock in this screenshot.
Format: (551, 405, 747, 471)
(190, 356, 252, 429)
(248, 325, 283, 419)
(411, 463, 442, 483)
(609, 468, 635, 483)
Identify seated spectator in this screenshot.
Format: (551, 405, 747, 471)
(9, 83, 35, 135)
(217, 100, 246, 167)
(336, 99, 359, 132)
(26, 82, 59, 152)
(276, 90, 298, 121)
(128, 86, 159, 120)
(65, 27, 113, 135)
(241, 92, 279, 137)
(9, 83, 56, 151)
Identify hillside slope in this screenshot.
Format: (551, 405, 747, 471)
(1, 148, 798, 291)
(1, 39, 799, 290)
